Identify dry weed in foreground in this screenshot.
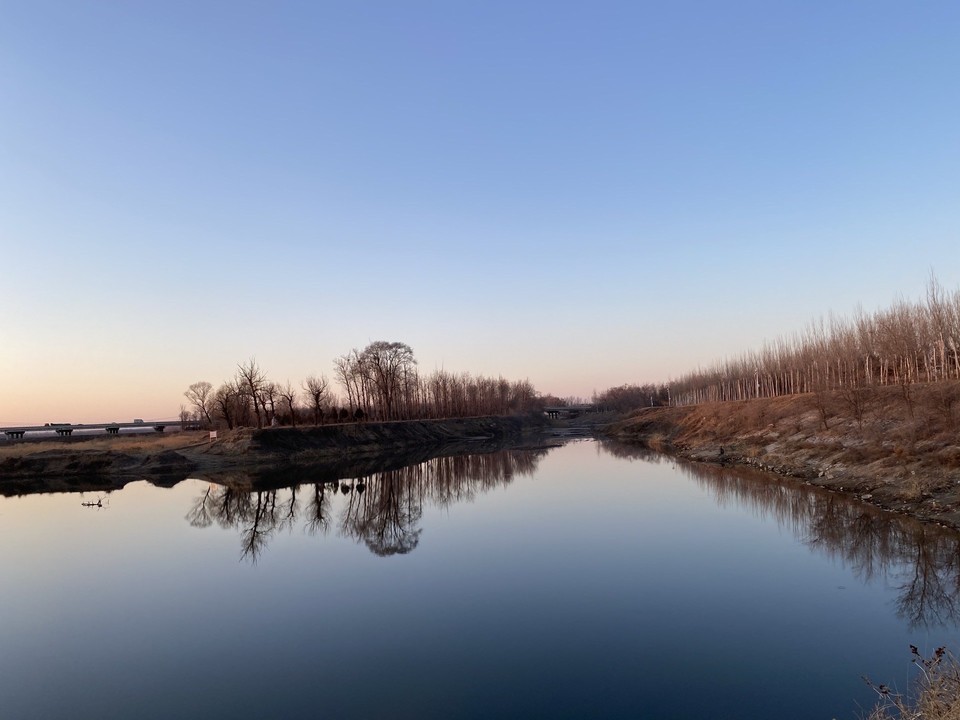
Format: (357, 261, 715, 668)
(866, 646, 960, 719)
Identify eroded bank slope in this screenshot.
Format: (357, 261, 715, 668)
(605, 383, 960, 528)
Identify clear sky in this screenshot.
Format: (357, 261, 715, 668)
(2, 1, 959, 424)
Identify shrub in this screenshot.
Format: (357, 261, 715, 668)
(867, 646, 960, 720)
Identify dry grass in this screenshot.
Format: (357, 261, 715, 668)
(619, 382, 960, 464)
(937, 447, 960, 470)
(867, 647, 960, 720)
(0, 431, 209, 459)
(606, 381, 960, 522)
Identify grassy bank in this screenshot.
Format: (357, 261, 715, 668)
(605, 381, 960, 529)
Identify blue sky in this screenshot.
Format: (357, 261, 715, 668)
(2, 1, 959, 423)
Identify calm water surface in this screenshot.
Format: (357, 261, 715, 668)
(2, 439, 960, 719)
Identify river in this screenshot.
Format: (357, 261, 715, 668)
(1, 438, 958, 719)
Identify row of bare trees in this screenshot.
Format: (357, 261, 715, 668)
(592, 383, 670, 412)
(183, 361, 334, 430)
(335, 341, 538, 421)
(667, 276, 960, 409)
(184, 341, 541, 430)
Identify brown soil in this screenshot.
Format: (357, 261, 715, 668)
(604, 381, 960, 529)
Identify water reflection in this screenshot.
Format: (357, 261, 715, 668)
(597, 440, 960, 629)
(188, 447, 548, 561)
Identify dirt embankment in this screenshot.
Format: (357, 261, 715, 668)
(235, 415, 538, 456)
(605, 382, 960, 528)
(0, 433, 201, 495)
(0, 416, 547, 495)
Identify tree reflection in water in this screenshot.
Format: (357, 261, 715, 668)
(597, 439, 960, 629)
(187, 448, 548, 561)
(305, 482, 331, 536)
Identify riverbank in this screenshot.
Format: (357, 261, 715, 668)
(604, 381, 960, 529)
(0, 415, 550, 495)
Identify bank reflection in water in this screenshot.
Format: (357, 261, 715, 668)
(187, 447, 548, 561)
(598, 439, 960, 629)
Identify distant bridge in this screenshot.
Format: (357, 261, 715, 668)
(1, 420, 201, 441)
(543, 404, 596, 419)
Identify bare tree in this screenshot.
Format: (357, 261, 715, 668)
(261, 381, 280, 426)
(303, 375, 329, 426)
(334, 350, 371, 414)
(213, 381, 242, 430)
(237, 358, 267, 429)
(279, 381, 299, 427)
(184, 381, 215, 428)
(359, 341, 417, 420)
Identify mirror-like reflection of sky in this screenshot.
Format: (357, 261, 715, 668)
(2, 440, 959, 719)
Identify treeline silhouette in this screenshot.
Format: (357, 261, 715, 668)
(185, 340, 540, 430)
(593, 383, 670, 412)
(187, 447, 547, 560)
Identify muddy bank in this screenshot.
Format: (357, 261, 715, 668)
(0, 415, 549, 496)
(604, 385, 960, 529)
